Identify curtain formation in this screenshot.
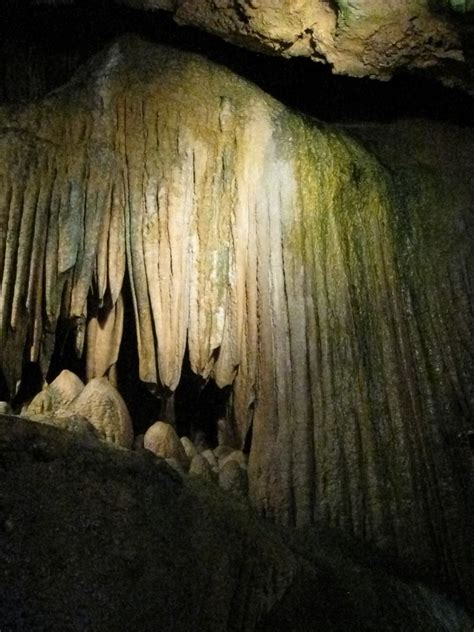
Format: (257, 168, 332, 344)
(0, 36, 472, 600)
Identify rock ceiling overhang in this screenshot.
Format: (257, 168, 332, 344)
(29, 0, 474, 93)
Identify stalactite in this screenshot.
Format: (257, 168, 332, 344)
(0, 36, 472, 603)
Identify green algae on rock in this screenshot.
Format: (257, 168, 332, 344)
(0, 36, 472, 605)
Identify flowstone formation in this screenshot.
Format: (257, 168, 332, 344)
(0, 36, 473, 605)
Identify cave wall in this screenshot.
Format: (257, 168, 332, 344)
(0, 36, 473, 604)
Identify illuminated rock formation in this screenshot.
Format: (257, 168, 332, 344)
(30, 0, 474, 91)
(25, 369, 84, 416)
(144, 420, 189, 468)
(0, 36, 472, 603)
(65, 377, 134, 448)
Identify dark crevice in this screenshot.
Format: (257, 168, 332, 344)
(243, 418, 253, 456)
(115, 273, 162, 436)
(11, 362, 44, 412)
(46, 318, 87, 384)
(174, 349, 232, 448)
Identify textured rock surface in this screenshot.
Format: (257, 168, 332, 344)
(119, 0, 474, 91)
(0, 416, 471, 631)
(65, 378, 134, 448)
(0, 37, 472, 604)
(144, 421, 188, 468)
(23, 412, 100, 442)
(189, 452, 215, 481)
(219, 459, 248, 497)
(180, 435, 198, 460)
(25, 369, 84, 416)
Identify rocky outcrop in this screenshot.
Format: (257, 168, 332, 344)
(20, 372, 134, 449)
(0, 37, 472, 605)
(120, 0, 474, 91)
(0, 416, 471, 632)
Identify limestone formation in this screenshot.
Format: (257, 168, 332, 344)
(220, 449, 248, 470)
(217, 417, 234, 447)
(86, 293, 124, 383)
(213, 444, 234, 461)
(65, 377, 134, 449)
(189, 453, 215, 482)
(144, 421, 188, 468)
(218, 459, 248, 497)
(201, 449, 219, 472)
(25, 369, 84, 416)
(120, 0, 474, 92)
(0, 37, 472, 603)
(180, 435, 198, 460)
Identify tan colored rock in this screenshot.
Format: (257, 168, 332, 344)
(0, 38, 473, 602)
(218, 460, 248, 497)
(66, 377, 133, 449)
(201, 449, 218, 472)
(180, 435, 198, 461)
(189, 453, 215, 482)
(139, 0, 470, 92)
(86, 293, 124, 383)
(220, 450, 248, 470)
(213, 444, 234, 461)
(144, 421, 188, 469)
(26, 370, 84, 416)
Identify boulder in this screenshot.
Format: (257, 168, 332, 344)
(213, 444, 234, 461)
(66, 377, 133, 449)
(220, 450, 248, 470)
(189, 453, 215, 483)
(144, 421, 188, 469)
(201, 449, 218, 472)
(218, 460, 248, 497)
(25, 369, 84, 416)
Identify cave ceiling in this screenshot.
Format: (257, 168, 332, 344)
(26, 0, 474, 94)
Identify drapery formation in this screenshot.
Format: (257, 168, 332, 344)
(0, 36, 472, 602)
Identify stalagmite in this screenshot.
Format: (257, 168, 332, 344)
(0, 36, 472, 604)
(65, 377, 134, 448)
(25, 369, 84, 416)
(144, 421, 189, 468)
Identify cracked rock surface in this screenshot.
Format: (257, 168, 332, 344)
(116, 0, 474, 91)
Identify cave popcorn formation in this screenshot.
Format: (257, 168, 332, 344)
(0, 36, 473, 605)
